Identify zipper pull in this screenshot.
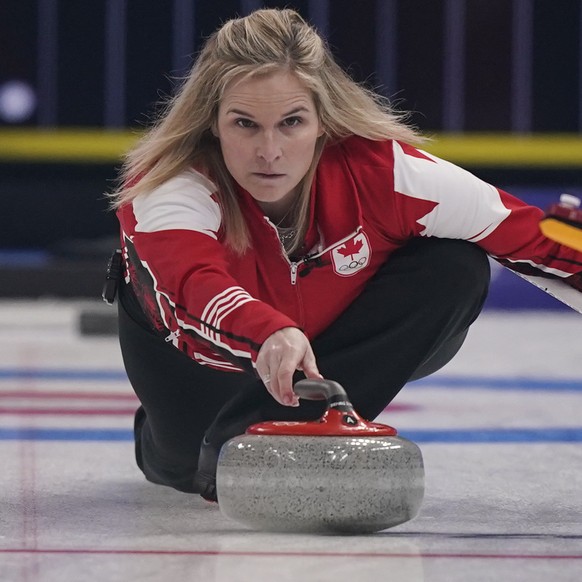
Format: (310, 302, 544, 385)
(290, 262, 299, 285)
(165, 329, 181, 343)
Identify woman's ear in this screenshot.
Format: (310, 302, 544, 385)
(211, 119, 219, 138)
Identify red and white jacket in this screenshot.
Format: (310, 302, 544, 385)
(117, 136, 582, 373)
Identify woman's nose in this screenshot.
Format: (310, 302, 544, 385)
(256, 131, 282, 163)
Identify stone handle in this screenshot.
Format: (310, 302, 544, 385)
(294, 378, 355, 413)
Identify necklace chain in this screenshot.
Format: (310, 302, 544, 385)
(276, 225, 297, 252)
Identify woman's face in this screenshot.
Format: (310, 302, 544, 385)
(215, 70, 323, 222)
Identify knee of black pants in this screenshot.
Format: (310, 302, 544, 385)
(404, 239, 490, 379)
(410, 237, 491, 321)
(371, 238, 491, 376)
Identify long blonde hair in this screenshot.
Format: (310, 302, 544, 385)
(110, 8, 423, 254)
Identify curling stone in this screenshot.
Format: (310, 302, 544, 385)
(216, 378, 424, 534)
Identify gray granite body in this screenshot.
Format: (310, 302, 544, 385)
(216, 434, 424, 533)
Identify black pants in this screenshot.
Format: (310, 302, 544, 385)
(118, 238, 490, 493)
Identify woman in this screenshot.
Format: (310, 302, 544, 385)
(110, 8, 582, 500)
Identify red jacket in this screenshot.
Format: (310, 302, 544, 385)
(117, 136, 582, 372)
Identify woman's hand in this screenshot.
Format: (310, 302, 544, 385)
(256, 327, 322, 406)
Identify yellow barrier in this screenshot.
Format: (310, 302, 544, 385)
(0, 129, 581, 166)
(424, 133, 582, 167)
(0, 129, 139, 163)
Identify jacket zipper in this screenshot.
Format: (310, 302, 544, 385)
(290, 261, 300, 285)
(264, 217, 304, 286)
(165, 329, 181, 343)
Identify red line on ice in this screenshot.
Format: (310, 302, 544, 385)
(0, 407, 136, 416)
(0, 548, 580, 560)
(0, 390, 137, 401)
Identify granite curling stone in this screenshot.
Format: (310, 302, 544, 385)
(216, 378, 424, 534)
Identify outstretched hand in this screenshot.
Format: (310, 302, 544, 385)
(256, 327, 322, 406)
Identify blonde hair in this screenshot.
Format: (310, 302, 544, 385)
(110, 8, 423, 254)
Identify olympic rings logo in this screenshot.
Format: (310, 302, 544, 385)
(338, 257, 368, 271)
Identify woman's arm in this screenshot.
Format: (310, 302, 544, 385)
(392, 141, 582, 287)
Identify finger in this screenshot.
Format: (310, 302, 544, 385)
(267, 377, 289, 406)
(257, 360, 292, 407)
(258, 370, 271, 388)
(258, 369, 286, 405)
(298, 346, 322, 380)
(274, 365, 299, 407)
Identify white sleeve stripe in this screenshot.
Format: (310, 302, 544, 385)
(201, 286, 245, 319)
(206, 288, 252, 321)
(202, 286, 255, 326)
(211, 292, 255, 325)
(193, 352, 242, 370)
(178, 317, 254, 360)
(465, 222, 501, 242)
(212, 296, 256, 342)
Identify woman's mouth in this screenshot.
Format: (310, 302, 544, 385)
(254, 172, 285, 180)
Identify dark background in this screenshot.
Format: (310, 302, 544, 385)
(2, 0, 580, 131)
(0, 0, 581, 298)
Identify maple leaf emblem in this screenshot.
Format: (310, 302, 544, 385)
(337, 238, 363, 260)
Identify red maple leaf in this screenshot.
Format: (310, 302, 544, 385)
(337, 238, 363, 260)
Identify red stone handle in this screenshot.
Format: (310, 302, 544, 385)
(246, 378, 397, 436)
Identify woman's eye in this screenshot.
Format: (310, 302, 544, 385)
(236, 118, 256, 128)
(282, 117, 302, 127)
